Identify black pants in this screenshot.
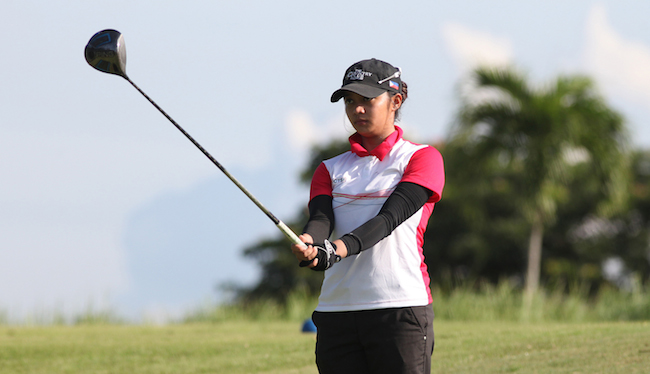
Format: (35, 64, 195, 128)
(312, 305, 434, 374)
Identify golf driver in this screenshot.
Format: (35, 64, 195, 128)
(85, 29, 307, 250)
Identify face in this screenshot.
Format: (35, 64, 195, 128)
(344, 91, 402, 140)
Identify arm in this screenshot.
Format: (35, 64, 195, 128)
(291, 163, 338, 269)
(302, 195, 334, 245)
(296, 181, 431, 267)
(295, 146, 444, 268)
(329, 146, 444, 258)
(292, 195, 341, 271)
(339, 181, 432, 256)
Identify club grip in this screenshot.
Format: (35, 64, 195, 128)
(276, 221, 308, 249)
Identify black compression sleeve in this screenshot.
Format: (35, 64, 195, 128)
(302, 195, 334, 244)
(341, 182, 432, 256)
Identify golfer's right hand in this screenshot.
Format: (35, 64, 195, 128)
(292, 233, 318, 268)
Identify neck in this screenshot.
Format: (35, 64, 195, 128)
(361, 126, 396, 151)
(361, 137, 383, 152)
(361, 129, 395, 152)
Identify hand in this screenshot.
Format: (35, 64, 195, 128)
(291, 234, 318, 265)
(299, 240, 341, 271)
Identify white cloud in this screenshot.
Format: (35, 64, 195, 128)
(284, 109, 351, 154)
(441, 22, 514, 72)
(584, 3, 650, 106)
(285, 110, 319, 153)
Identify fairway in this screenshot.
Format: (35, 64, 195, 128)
(1, 321, 648, 373)
(432, 321, 649, 373)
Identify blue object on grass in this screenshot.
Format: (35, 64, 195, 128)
(301, 318, 317, 333)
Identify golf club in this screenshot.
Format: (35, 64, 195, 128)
(85, 29, 307, 250)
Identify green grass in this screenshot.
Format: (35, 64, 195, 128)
(431, 280, 650, 322)
(1, 321, 648, 373)
(432, 321, 650, 373)
(5, 280, 649, 326)
(2, 283, 649, 372)
(0, 322, 318, 374)
(181, 279, 650, 325)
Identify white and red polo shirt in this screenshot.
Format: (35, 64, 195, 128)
(310, 126, 445, 312)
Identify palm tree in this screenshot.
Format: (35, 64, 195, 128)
(450, 66, 630, 302)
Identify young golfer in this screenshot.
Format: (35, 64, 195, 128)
(291, 58, 445, 374)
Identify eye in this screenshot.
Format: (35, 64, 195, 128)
(344, 97, 354, 105)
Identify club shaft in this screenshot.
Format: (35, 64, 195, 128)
(123, 76, 306, 249)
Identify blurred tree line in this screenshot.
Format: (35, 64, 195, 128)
(233, 66, 650, 304)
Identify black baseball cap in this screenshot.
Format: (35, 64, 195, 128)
(331, 58, 402, 102)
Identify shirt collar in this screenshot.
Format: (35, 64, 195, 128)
(349, 126, 403, 161)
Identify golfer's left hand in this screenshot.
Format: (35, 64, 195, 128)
(299, 240, 341, 271)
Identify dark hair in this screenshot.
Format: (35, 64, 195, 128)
(391, 81, 408, 121)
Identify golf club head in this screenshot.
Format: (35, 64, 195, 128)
(85, 29, 127, 78)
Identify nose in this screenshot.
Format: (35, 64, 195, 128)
(355, 103, 366, 114)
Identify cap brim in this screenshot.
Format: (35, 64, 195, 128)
(330, 83, 387, 102)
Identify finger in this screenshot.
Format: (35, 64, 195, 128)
(291, 242, 310, 254)
(299, 259, 315, 267)
(293, 244, 316, 261)
(299, 233, 313, 243)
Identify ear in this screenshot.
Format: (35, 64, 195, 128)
(391, 93, 403, 111)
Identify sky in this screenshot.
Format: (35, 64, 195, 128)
(1, 0, 649, 322)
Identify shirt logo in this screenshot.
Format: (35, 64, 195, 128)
(332, 177, 345, 184)
(346, 69, 373, 81)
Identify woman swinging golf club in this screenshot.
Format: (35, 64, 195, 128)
(291, 59, 445, 374)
